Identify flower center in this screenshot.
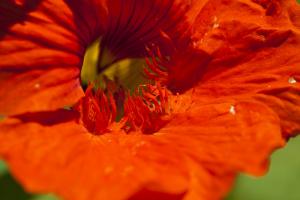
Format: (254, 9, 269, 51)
(78, 40, 177, 135)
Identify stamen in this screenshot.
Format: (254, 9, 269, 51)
(143, 45, 168, 82)
(124, 83, 171, 134)
(75, 81, 187, 135)
(75, 84, 117, 135)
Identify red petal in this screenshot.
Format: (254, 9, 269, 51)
(0, 94, 284, 200)
(0, 1, 85, 115)
(0, 109, 236, 200)
(0, 68, 83, 115)
(157, 96, 285, 176)
(185, 0, 300, 137)
(0, 114, 188, 200)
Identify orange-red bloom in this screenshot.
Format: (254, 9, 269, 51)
(1, 0, 300, 200)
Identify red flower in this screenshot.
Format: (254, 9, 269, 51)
(0, 0, 300, 200)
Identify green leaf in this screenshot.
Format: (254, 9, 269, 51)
(0, 170, 33, 200)
(30, 194, 59, 200)
(0, 160, 7, 175)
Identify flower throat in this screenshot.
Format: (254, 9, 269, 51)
(79, 42, 172, 135)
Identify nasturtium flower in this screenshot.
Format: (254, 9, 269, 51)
(0, 0, 300, 200)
